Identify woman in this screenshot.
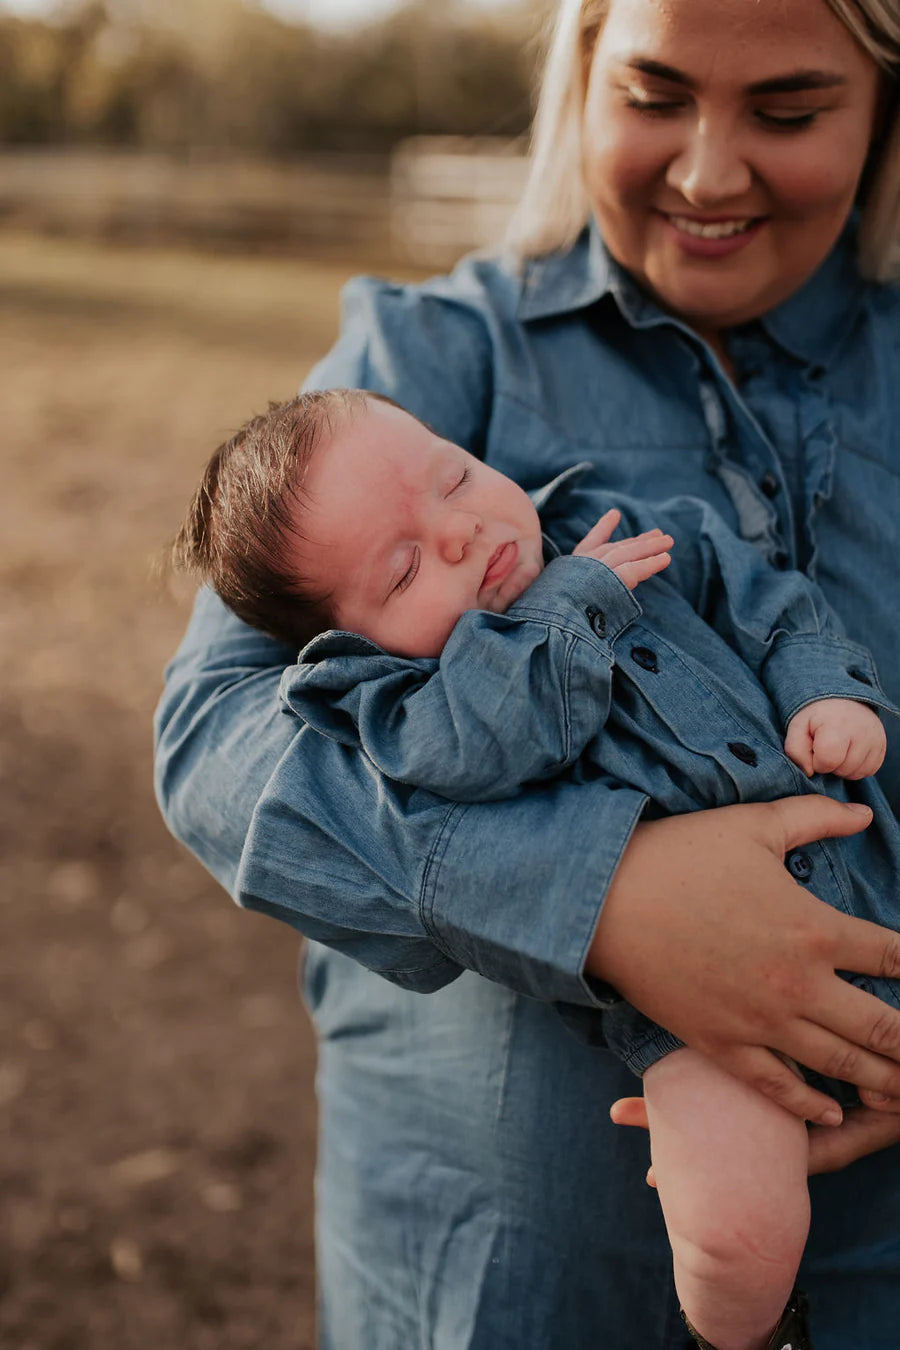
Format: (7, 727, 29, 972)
(155, 0, 900, 1345)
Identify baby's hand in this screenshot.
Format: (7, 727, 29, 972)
(573, 509, 672, 592)
(784, 698, 886, 779)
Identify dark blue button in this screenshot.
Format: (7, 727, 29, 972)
(586, 607, 606, 639)
(631, 646, 658, 673)
(728, 742, 758, 766)
(787, 851, 814, 882)
(760, 472, 780, 499)
(848, 667, 872, 686)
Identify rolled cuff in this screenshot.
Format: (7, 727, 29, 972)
(423, 778, 648, 1007)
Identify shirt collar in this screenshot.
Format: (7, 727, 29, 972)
(517, 221, 630, 323)
(752, 222, 869, 367)
(517, 216, 870, 368)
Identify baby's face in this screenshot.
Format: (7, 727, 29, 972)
(291, 398, 545, 657)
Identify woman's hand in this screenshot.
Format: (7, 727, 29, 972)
(609, 1093, 900, 1179)
(588, 796, 900, 1125)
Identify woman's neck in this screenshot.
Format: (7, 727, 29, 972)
(694, 326, 737, 383)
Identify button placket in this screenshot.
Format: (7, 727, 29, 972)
(727, 742, 758, 767)
(631, 646, 658, 673)
(787, 850, 814, 882)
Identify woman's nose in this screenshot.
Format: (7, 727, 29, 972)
(665, 119, 753, 207)
(437, 510, 480, 562)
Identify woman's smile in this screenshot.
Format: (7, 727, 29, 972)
(582, 0, 882, 345)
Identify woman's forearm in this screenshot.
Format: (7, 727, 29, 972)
(155, 588, 646, 1004)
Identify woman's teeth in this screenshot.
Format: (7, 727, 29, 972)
(669, 216, 756, 239)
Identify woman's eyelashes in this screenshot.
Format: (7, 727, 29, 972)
(754, 109, 820, 130)
(450, 465, 471, 493)
(622, 86, 823, 130)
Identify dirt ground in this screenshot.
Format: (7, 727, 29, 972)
(0, 230, 418, 1350)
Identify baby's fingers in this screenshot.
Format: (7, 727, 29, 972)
(573, 509, 621, 555)
(811, 726, 852, 776)
(784, 717, 815, 776)
(613, 552, 671, 590)
(598, 531, 674, 566)
(840, 728, 887, 780)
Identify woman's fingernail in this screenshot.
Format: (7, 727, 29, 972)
(821, 1107, 843, 1126)
(847, 803, 872, 815)
(867, 1092, 889, 1104)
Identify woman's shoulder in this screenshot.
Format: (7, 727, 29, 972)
(305, 248, 533, 449)
(336, 246, 527, 336)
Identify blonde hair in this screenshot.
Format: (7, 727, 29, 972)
(506, 0, 900, 282)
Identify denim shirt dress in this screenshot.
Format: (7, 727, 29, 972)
(155, 224, 900, 1349)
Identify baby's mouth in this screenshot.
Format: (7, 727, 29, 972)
(482, 541, 517, 589)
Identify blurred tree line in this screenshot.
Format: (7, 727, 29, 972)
(0, 0, 547, 156)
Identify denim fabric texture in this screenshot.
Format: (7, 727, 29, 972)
(155, 223, 900, 1349)
(282, 467, 900, 1082)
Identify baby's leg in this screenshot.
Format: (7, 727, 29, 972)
(643, 1048, 810, 1350)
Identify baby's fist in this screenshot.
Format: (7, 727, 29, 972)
(784, 698, 886, 779)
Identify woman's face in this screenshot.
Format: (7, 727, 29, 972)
(582, 0, 882, 338)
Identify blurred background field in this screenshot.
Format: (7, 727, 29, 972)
(0, 0, 545, 1345)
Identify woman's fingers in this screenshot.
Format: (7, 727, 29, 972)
(611, 1094, 900, 1177)
(719, 1044, 843, 1125)
(763, 792, 873, 851)
(806, 1108, 900, 1174)
(588, 798, 900, 1121)
(859, 1089, 900, 1113)
(818, 907, 900, 992)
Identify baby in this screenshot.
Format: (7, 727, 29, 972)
(175, 388, 898, 1350)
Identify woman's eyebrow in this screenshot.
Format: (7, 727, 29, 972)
(625, 58, 695, 88)
(746, 71, 847, 95)
(625, 58, 847, 97)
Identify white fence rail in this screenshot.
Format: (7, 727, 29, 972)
(0, 138, 529, 265)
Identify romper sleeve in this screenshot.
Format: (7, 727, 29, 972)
(154, 271, 648, 1004)
(616, 492, 899, 728)
(281, 555, 640, 802)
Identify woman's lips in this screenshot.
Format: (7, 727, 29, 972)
(482, 540, 518, 589)
(660, 212, 765, 258)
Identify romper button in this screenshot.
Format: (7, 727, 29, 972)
(787, 851, 814, 882)
(848, 667, 872, 686)
(727, 741, 758, 766)
(586, 607, 606, 639)
(631, 646, 658, 673)
(760, 471, 780, 499)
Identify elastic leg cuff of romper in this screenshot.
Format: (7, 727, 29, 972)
(623, 1026, 685, 1077)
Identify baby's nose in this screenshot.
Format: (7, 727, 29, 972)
(439, 511, 480, 562)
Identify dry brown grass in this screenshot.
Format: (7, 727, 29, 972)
(0, 229, 420, 1349)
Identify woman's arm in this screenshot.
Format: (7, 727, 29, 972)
(155, 584, 647, 1002)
